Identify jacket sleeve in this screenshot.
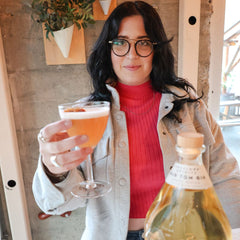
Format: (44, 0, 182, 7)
(32, 154, 87, 215)
(204, 105, 240, 228)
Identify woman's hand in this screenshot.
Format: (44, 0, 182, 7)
(38, 119, 93, 175)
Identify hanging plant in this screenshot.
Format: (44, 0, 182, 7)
(31, 0, 96, 39)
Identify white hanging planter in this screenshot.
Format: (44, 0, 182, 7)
(53, 24, 74, 58)
(99, 0, 111, 15)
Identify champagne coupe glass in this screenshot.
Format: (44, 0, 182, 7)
(58, 101, 111, 199)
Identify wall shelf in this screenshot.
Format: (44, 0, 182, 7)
(42, 25, 86, 65)
(93, 0, 117, 21)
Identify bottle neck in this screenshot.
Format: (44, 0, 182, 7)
(176, 146, 205, 165)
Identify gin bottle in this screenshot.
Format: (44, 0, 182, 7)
(144, 132, 232, 240)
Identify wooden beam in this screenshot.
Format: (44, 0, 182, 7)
(208, 0, 226, 119)
(0, 29, 32, 240)
(178, 0, 201, 89)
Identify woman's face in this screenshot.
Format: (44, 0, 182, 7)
(111, 15, 153, 86)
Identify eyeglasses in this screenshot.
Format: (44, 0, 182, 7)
(108, 38, 157, 57)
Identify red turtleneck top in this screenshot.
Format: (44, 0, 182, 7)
(115, 80, 165, 218)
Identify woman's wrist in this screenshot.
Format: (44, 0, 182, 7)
(43, 163, 69, 183)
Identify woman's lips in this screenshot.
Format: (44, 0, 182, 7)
(124, 65, 141, 71)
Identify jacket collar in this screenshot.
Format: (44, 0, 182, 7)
(106, 83, 192, 118)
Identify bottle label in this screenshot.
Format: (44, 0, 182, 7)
(166, 162, 213, 189)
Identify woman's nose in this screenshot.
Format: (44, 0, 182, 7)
(126, 43, 138, 58)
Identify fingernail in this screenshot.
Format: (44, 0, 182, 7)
(80, 135, 88, 142)
(64, 120, 72, 127)
(85, 147, 92, 154)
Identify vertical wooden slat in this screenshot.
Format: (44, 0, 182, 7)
(208, 0, 226, 119)
(178, 0, 201, 89)
(0, 29, 32, 240)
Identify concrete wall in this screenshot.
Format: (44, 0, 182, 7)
(0, 0, 212, 239)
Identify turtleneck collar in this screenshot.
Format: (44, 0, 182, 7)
(115, 80, 154, 100)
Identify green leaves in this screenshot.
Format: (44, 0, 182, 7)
(31, 0, 96, 38)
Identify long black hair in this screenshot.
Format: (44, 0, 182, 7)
(87, 1, 199, 121)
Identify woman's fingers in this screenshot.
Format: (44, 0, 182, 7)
(57, 147, 93, 169)
(38, 119, 72, 143)
(45, 147, 93, 174)
(51, 132, 69, 142)
(38, 119, 93, 174)
(41, 135, 89, 155)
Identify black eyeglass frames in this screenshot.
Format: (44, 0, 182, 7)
(108, 38, 158, 57)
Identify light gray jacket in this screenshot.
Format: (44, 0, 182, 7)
(33, 85, 240, 240)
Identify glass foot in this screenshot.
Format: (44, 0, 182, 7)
(71, 181, 112, 199)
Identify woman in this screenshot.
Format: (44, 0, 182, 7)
(33, 1, 240, 240)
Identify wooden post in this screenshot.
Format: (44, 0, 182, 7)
(178, 0, 201, 90)
(0, 29, 32, 240)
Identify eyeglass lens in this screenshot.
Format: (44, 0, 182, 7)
(111, 39, 154, 57)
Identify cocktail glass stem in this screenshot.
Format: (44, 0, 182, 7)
(85, 153, 97, 189)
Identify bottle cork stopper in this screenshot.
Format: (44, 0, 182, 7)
(177, 132, 204, 148)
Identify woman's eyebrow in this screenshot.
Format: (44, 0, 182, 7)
(117, 35, 150, 39)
